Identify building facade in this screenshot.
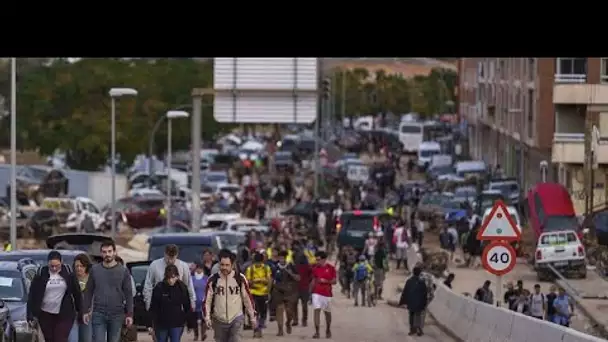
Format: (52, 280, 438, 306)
(458, 58, 608, 214)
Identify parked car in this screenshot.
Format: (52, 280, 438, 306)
(534, 229, 586, 280)
(201, 206, 240, 229)
(218, 218, 260, 232)
(147, 233, 217, 263)
(0, 261, 36, 342)
(9, 166, 68, 206)
(0, 249, 84, 267)
(46, 233, 113, 262)
(487, 177, 520, 205)
(526, 183, 580, 242)
(201, 171, 229, 188)
(418, 192, 451, 221)
(104, 196, 166, 230)
(274, 151, 295, 173)
(337, 210, 390, 251)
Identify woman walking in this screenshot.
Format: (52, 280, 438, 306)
(69, 254, 93, 342)
(27, 251, 83, 342)
(148, 264, 193, 342)
(192, 262, 208, 341)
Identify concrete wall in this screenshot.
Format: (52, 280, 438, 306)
(566, 165, 608, 214)
(405, 246, 604, 342)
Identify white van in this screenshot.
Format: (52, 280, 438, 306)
(398, 120, 442, 153)
(455, 160, 487, 179)
(417, 142, 441, 168)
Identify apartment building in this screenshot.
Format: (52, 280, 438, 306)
(458, 58, 608, 214)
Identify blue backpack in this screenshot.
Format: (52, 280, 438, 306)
(354, 263, 369, 282)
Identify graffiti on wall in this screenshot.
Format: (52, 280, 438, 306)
(568, 187, 606, 204)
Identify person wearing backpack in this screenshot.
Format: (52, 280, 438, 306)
(529, 284, 546, 319)
(245, 252, 272, 338)
(203, 249, 256, 342)
(351, 255, 373, 307)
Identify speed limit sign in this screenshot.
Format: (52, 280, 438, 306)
(481, 241, 517, 276)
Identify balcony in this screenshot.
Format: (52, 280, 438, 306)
(553, 84, 608, 106)
(552, 133, 608, 164)
(554, 74, 586, 83)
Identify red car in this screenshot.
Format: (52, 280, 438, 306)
(112, 196, 166, 229)
(527, 183, 580, 241)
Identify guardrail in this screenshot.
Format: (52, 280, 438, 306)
(405, 246, 605, 342)
(554, 133, 585, 143)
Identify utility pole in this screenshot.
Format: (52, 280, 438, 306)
(315, 76, 331, 198)
(190, 88, 214, 232)
(341, 70, 346, 124)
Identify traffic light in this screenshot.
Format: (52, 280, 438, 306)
(322, 77, 331, 100)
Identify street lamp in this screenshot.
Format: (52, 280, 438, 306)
(9, 58, 16, 249)
(108, 87, 138, 239)
(165, 110, 189, 229)
(148, 104, 192, 178)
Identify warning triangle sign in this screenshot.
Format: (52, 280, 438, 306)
(476, 200, 521, 241)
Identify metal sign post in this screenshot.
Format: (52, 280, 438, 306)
(478, 200, 521, 307)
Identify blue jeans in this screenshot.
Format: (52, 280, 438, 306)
(155, 327, 184, 342)
(69, 321, 78, 342)
(68, 321, 93, 342)
(91, 312, 125, 342)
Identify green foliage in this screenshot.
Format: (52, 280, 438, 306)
(0, 59, 458, 171)
(330, 67, 458, 118)
(0, 58, 229, 170)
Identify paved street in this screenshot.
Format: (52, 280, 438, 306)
(136, 266, 454, 342)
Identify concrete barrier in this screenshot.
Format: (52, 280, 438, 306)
(405, 246, 605, 342)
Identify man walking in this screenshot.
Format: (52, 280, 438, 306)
(204, 249, 256, 342)
(245, 252, 272, 338)
(310, 251, 336, 339)
(399, 266, 428, 336)
(83, 241, 134, 342)
(393, 221, 410, 270)
(143, 244, 196, 310)
(272, 251, 300, 336)
(351, 255, 372, 307)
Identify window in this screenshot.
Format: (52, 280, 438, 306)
(601, 58, 608, 83)
(528, 58, 536, 81)
(534, 192, 545, 224)
(556, 58, 587, 83)
(488, 60, 495, 81)
(565, 168, 572, 190)
(527, 89, 535, 138)
(478, 60, 485, 78)
(499, 59, 506, 80)
(557, 58, 587, 74)
(400, 125, 422, 134)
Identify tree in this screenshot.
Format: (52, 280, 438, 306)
(329, 66, 458, 119)
(0, 58, 227, 170)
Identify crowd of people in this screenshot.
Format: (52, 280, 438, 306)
(23, 237, 341, 342)
(473, 279, 576, 328)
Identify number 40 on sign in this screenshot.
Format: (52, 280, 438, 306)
(481, 241, 517, 276)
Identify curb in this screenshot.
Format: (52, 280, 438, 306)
(556, 279, 608, 338)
